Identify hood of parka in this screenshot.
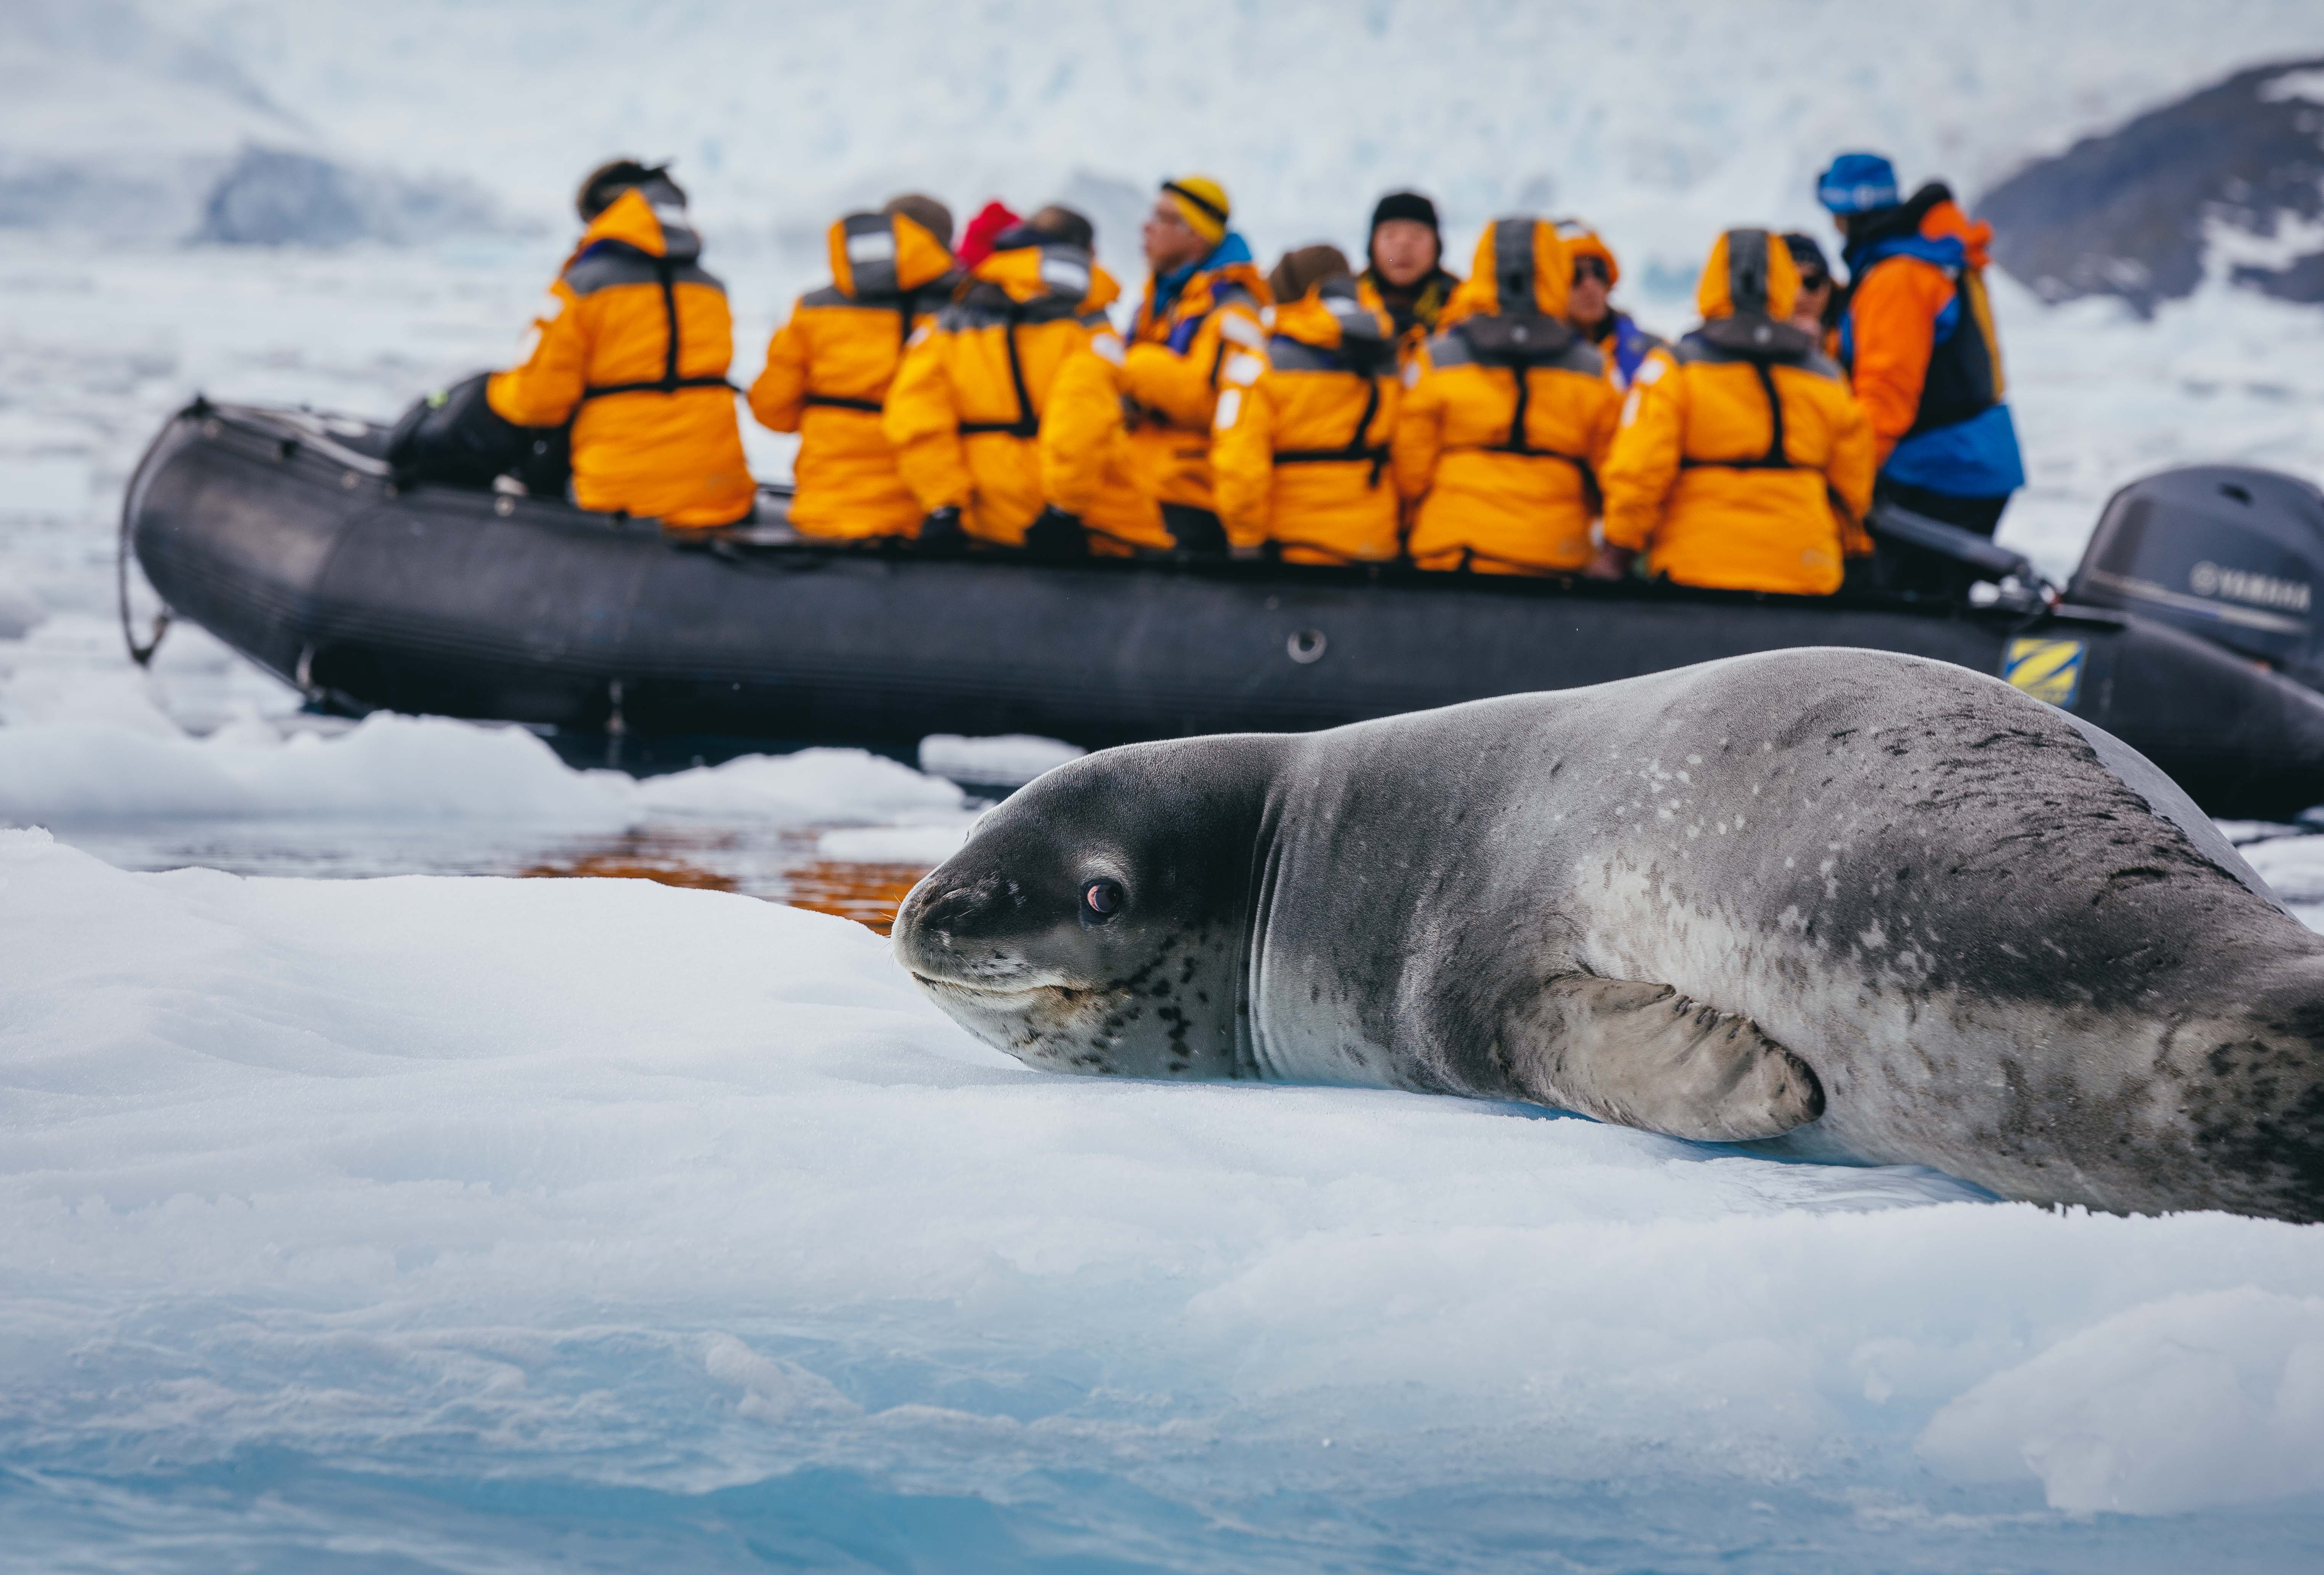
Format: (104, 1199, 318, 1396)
(570, 181, 701, 265)
(1553, 219, 1620, 287)
(1843, 183, 1996, 275)
(1269, 275, 1394, 355)
(827, 209, 956, 299)
(1696, 227, 1801, 323)
(970, 239, 1120, 314)
(1439, 218, 1570, 326)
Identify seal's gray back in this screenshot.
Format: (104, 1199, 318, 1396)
(2057, 712, 2283, 910)
(1253, 648, 2323, 1212)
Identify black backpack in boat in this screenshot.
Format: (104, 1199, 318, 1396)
(386, 372, 571, 497)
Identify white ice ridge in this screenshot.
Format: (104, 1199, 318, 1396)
(917, 731, 1086, 787)
(0, 707, 964, 827)
(4, 824, 2323, 1541)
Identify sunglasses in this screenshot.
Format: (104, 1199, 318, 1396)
(1571, 256, 1610, 284)
(1797, 269, 1831, 291)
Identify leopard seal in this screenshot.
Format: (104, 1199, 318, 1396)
(892, 648, 2324, 1221)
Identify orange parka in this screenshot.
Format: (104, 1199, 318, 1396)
(884, 238, 1170, 550)
(1038, 330, 1173, 553)
(1392, 220, 1623, 576)
(1212, 277, 1403, 564)
(749, 211, 957, 538)
(488, 185, 753, 528)
(1122, 247, 1272, 512)
(1599, 229, 1875, 596)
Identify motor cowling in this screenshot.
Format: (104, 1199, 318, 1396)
(2068, 465, 2324, 687)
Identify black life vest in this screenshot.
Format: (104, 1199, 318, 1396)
(1839, 184, 2003, 438)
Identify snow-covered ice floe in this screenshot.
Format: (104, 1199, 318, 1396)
(918, 731, 1087, 789)
(4, 826, 2323, 1570)
(0, 701, 965, 831)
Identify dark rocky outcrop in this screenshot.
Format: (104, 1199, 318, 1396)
(1980, 58, 2324, 315)
(192, 146, 507, 248)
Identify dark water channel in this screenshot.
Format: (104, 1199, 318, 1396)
(61, 818, 947, 935)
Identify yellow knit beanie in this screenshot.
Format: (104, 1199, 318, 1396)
(1161, 175, 1230, 245)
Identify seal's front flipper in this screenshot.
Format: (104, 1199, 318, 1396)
(1511, 975, 1824, 1141)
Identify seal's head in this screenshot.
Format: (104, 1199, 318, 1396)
(893, 737, 1281, 1078)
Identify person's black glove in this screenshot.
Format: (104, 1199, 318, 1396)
(1023, 505, 1088, 558)
(918, 505, 967, 548)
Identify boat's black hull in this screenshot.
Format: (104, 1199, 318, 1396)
(128, 403, 2324, 815)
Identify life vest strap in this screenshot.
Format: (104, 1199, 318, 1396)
(1274, 446, 1391, 463)
(1272, 376, 1389, 484)
(1448, 442, 1593, 467)
(580, 375, 736, 401)
(957, 419, 1040, 438)
(802, 394, 884, 413)
(579, 254, 734, 402)
(1275, 443, 1392, 487)
(1677, 360, 1795, 470)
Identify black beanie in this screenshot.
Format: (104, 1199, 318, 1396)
(1370, 190, 1439, 237)
(1781, 230, 1830, 276)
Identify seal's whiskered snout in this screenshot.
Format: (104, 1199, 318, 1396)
(902, 869, 1013, 939)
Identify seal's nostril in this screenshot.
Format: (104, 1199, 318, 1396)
(909, 872, 1011, 934)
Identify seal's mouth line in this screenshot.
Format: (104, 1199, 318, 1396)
(909, 972, 1062, 1001)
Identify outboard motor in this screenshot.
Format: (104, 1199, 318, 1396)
(2068, 465, 2324, 688)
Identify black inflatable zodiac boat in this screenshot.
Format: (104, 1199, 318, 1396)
(123, 400, 2324, 816)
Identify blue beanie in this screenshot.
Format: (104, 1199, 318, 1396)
(1817, 153, 1899, 215)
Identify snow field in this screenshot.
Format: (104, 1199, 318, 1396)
(5, 4, 2324, 1559)
(3, 825, 2324, 1572)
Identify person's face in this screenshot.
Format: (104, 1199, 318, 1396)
(1370, 219, 1438, 288)
(1567, 256, 1611, 328)
(1791, 277, 1832, 329)
(1143, 196, 1210, 273)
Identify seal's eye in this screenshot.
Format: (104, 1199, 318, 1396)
(1082, 878, 1124, 921)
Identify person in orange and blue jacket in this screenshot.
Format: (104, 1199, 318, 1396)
(1392, 217, 1623, 576)
(1212, 245, 1403, 564)
(1553, 220, 1675, 395)
(1597, 228, 1874, 596)
(1121, 176, 1272, 553)
(485, 160, 754, 528)
(1817, 152, 2025, 588)
(749, 195, 958, 540)
(884, 207, 1171, 555)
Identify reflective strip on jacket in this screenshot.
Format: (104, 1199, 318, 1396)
(1601, 229, 1875, 595)
(883, 241, 1167, 549)
(1123, 237, 1272, 512)
(750, 211, 957, 538)
(1391, 219, 1622, 576)
(487, 186, 753, 528)
(1212, 285, 1403, 564)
